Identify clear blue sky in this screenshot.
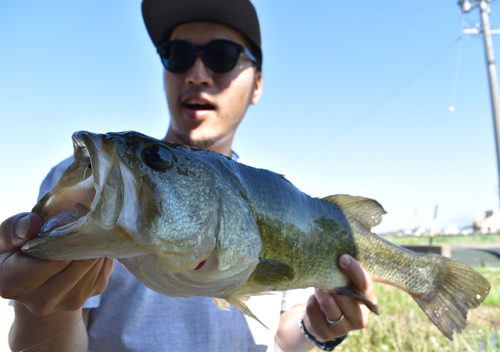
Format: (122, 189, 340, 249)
(0, 0, 498, 233)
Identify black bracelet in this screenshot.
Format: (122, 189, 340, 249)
(299, 319, 347, 351)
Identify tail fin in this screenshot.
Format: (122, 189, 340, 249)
(410, 255, 490, 340)
(322, 194, 491, 340)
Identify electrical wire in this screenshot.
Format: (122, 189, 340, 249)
(449, 36, 464, 112)
(287, 36, 464, 165)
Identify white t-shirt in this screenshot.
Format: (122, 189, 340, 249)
(38, 156, 313, 352)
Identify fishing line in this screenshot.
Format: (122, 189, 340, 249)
(17, 294, 99, 352)
(285, 36, 464, 166)
(84, 163, 92, 208)
(458, 333, 475, 352)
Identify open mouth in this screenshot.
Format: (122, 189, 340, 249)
(184, 103, 215, 111)
(32, 131, 118, 237)
(183, 98, 216, 111)
(22, 131, 127, 260)
(38, 197, 93, 237)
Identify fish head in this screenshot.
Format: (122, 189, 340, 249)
(23, 131, 228, 274)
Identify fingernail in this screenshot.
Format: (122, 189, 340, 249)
(15, 215, 31, 240)
(339, 254, 352, 267)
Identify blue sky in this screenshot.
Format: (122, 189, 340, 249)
(0, 0, 499, 233)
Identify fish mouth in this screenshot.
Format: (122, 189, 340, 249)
(22, 131, 127, 259)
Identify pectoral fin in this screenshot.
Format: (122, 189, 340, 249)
(250, 259, 295, 287)
(212, 297, 231, 311)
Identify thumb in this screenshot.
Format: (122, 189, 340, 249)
(338, 254, 372, 291)
(0, 213, 41, 251)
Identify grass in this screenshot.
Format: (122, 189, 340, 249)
(382, 234, 500, 246)
(480, 267, 500, 308)
(315, 267, 500, 352)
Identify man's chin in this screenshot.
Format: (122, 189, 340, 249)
(175, 132, 219, 149)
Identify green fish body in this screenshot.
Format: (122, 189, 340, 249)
(22, 131, 490, 340)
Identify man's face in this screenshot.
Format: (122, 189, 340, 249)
(163, 22, 263, 152)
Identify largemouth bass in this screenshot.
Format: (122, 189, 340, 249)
(22, 131, 490, 340)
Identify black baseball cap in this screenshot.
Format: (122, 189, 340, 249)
(141, 0, 262, 71)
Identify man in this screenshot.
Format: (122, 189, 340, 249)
(0, 0, 377, 351)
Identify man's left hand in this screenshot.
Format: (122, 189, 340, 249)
(302, 254, 377, 341)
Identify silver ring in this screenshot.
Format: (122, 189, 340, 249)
(326, 313, 344, 324)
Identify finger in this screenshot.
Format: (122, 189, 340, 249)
(331, 291, 370, 330)
(62, 257, 114, 308)
(0, 251, 71, 301)
(33, 258, 113, 314)
(315, 289, 343, 323)
(11, 258, 111, 315)
(0, 213, 42, 251)
(304, 295, 330, 340)
(316, 288, 368, 333)
(305, 293, 349, 341)
(338, 254, 377, 303)
(90, 257, 114, 294)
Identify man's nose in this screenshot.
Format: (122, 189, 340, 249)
(185, 57, 214, 87)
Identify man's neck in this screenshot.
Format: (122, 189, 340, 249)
(162, 129, 233, 157)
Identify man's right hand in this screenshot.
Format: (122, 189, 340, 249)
(0, 212, 114, 315)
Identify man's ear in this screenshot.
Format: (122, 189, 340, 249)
(250, 71, 263, 105)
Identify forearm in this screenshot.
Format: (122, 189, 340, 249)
(9, 302, 89, 352)
(275, 304, 314, 352)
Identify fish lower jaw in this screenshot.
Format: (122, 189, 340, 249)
(22, 216, 150, 260)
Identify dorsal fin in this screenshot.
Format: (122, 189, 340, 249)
(322, 194, 386, 230)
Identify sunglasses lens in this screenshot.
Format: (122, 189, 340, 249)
(160, 41, 194, 73)
(158, 40, 246, 74)
(205, 41, 240, 73)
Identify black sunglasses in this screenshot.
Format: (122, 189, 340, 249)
(157, 39, 257, 74)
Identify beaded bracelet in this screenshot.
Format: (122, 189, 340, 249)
(299, 319, 347, 351)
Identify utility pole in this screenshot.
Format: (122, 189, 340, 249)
(459, 0, 500, 209)
(429, 205, 439, 245)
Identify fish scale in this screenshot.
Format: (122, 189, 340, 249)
(22, 130, 490, 341)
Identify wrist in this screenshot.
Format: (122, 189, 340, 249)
(299, 319, 347, 351)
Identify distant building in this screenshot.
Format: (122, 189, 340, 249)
(413, 227, 427, 237)
(444, 224, 458, 235)
(460, 226, 474, 235)
(474, 210, 500, 233)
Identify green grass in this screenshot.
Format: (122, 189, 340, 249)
(308, 236, 500, 351)
(320, 267, 500, 352)
(477, 267, 500, 307)
(382, 234, 500, 246)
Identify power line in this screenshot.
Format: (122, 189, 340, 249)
(287, 36, 463, 165)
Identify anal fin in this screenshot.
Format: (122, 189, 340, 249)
(213, 295, 269, 330)
(332, 286, 380, 315)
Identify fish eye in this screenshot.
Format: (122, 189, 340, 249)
(142, 145, 173, 171)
